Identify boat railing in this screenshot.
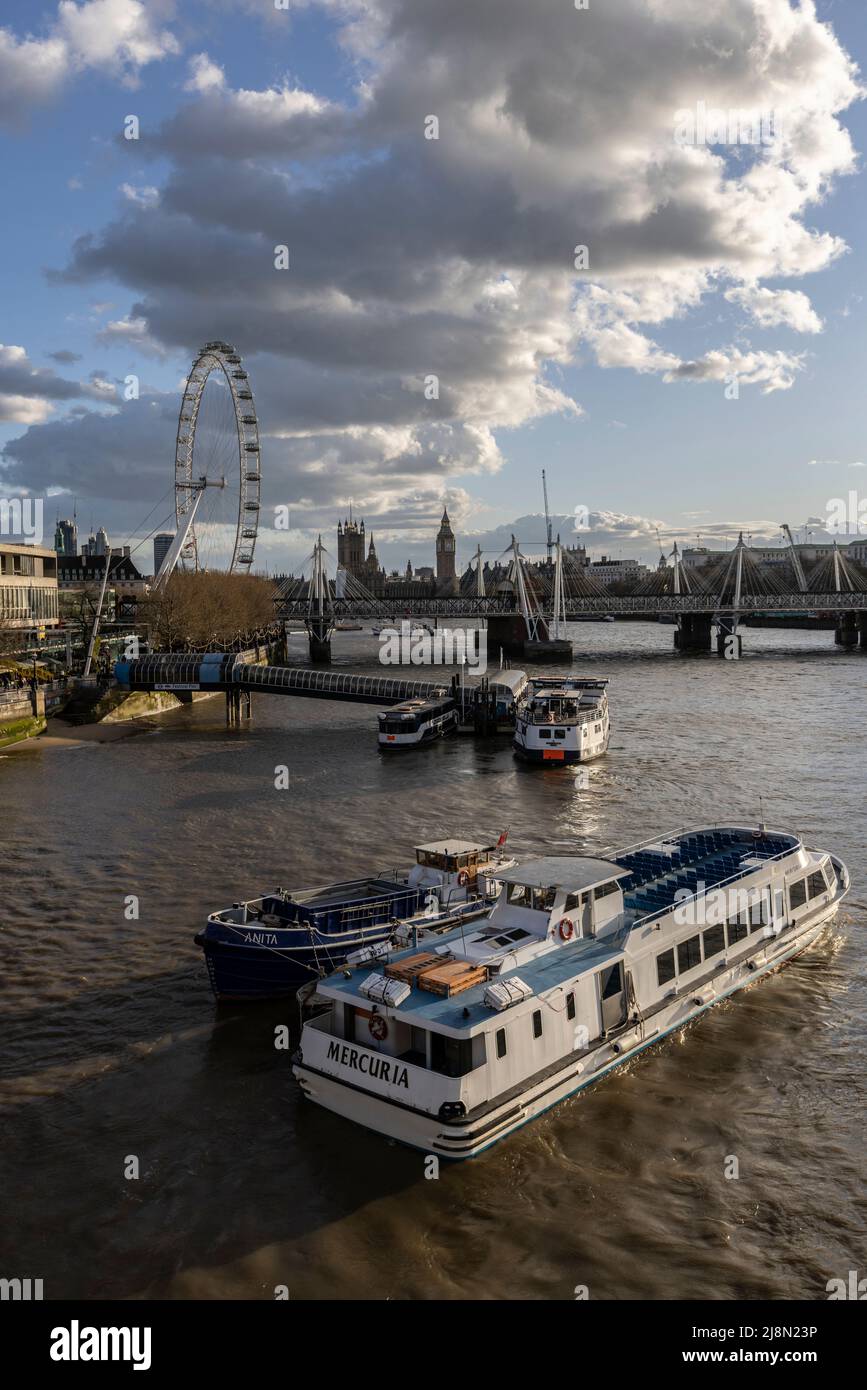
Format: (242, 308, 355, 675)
(599, 822, 800, 861)
(631, 846, 794, 929)
(521, 705, 602, 726)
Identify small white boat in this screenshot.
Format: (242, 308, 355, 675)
(513, 677, 609, 764)
(293, 824, 849, 1158)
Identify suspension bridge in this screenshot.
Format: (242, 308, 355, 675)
(275, 532, 867, 661)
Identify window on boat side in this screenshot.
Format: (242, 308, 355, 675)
(807, 872, 826, 899)
(789, 879, 808, 911)
(566, 992, 576, 1020)
(507, 882, 530, 907)
(539, 728, 552, 740)
(496, 1028, 507, 1059)
(657, 949, 676, 986)
(676, 935, 702, 974)
(531, 886, 557, 912)
(726, 919, 748, 946)
(702, 924, 725, 958)
(532, 1010, 543, 1039)
(564, 891, 585, 913)
(594, 881, 619, 900)
(749, 894, 769, 931)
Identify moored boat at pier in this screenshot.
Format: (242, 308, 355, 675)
(195, 837, 515, 1000)
(513, 677, 609, 764)
(293, 824, 849, 1157)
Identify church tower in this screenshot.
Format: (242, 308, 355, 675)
(436, 506, 456, 591)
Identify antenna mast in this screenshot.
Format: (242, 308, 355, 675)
(542, 469, 553, 562)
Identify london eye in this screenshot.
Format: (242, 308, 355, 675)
(173, 341, 262, 572)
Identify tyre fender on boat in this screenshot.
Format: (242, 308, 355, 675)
(558, 917, 574, 942)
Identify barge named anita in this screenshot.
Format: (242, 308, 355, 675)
(195, 837, 514, 1000)
(293, 824, 848, 1157)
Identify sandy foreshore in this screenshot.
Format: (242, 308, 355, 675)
(5, 716, 154, 752)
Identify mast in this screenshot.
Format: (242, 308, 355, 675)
(542, 469, 553, 562)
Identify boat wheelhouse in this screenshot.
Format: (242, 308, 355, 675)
(377, 695, 458, 748)
(293, 824, 848, 1157)
(195, 837, 513, 1000)
(513, 677, 609, 764)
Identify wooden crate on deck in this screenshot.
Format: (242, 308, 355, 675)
(384, 952, 441, 985)
(417, 961, 487, 997)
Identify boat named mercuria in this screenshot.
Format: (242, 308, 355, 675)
(293, 825, 848, 1158)
(195, 837, 514, 1000)
(513, 677, 609, 764)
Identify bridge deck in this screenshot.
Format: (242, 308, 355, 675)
(115, 654, 454, 706)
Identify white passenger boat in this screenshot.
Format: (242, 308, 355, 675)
(513, 677, 609, 764)
(293, 824, 849, 1158)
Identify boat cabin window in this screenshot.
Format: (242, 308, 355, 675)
(703, 924, 725, 958)
(676, 935, 701, 973)
(564, 891, 586, 913)
(727, 919, 748, 946)
(538, 728, 552, 740)
(594, 880, 620, 901)
(789, 879, 807, 911)
(749, 893, 769, 929)
(507, 883, 556, 911)
(430, 1033, 474, 1078)
(532, 1010, 543, 1039)
(657, 948, 676, 986)
(496, 1028, 507, 1059)
(808, 872, 826, 898)
(566, 992, 576, 1020)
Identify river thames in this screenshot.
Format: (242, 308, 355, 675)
(2, 623, 865, 1300)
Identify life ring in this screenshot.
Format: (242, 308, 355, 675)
(457, 870, 470, 887)
(558, 918, 574, 942)
(368, 1014, 388, 1042)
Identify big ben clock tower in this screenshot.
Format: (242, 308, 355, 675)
(436, 506, 457, 592)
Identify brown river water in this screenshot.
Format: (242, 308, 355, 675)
(1, 623, 865, 1300)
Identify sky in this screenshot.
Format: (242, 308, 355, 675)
(0, 0, 865, 577)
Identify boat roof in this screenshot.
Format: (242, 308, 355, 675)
(329, 930, 624, 1034)
(415, 839, 497, 855)
(496, 856, 629, 893)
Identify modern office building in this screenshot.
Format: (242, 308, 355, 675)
(0, 542, 60, 634)
(153, 532, 174, 576)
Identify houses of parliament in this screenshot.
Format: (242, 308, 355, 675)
(337, 508, 458, 598)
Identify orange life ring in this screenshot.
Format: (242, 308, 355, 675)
(558, 918, 574, 942)
(457, 870, 469, 887)
(368, 1014, 388, 1042)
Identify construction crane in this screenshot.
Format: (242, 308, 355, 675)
(781, 523, 808, 592)
(542, 469, 553, 562)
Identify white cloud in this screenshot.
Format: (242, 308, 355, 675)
(0, 0, 179, 126)
(119, 182, 160, 208)
(184, 53, 225, 94)
(725, 284, 824, 334)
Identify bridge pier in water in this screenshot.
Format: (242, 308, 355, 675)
(487, 613, 572, 664)
(674, 614, 712, 653)
(225, 688, 252, 726)
(306, 617, 332, 664)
